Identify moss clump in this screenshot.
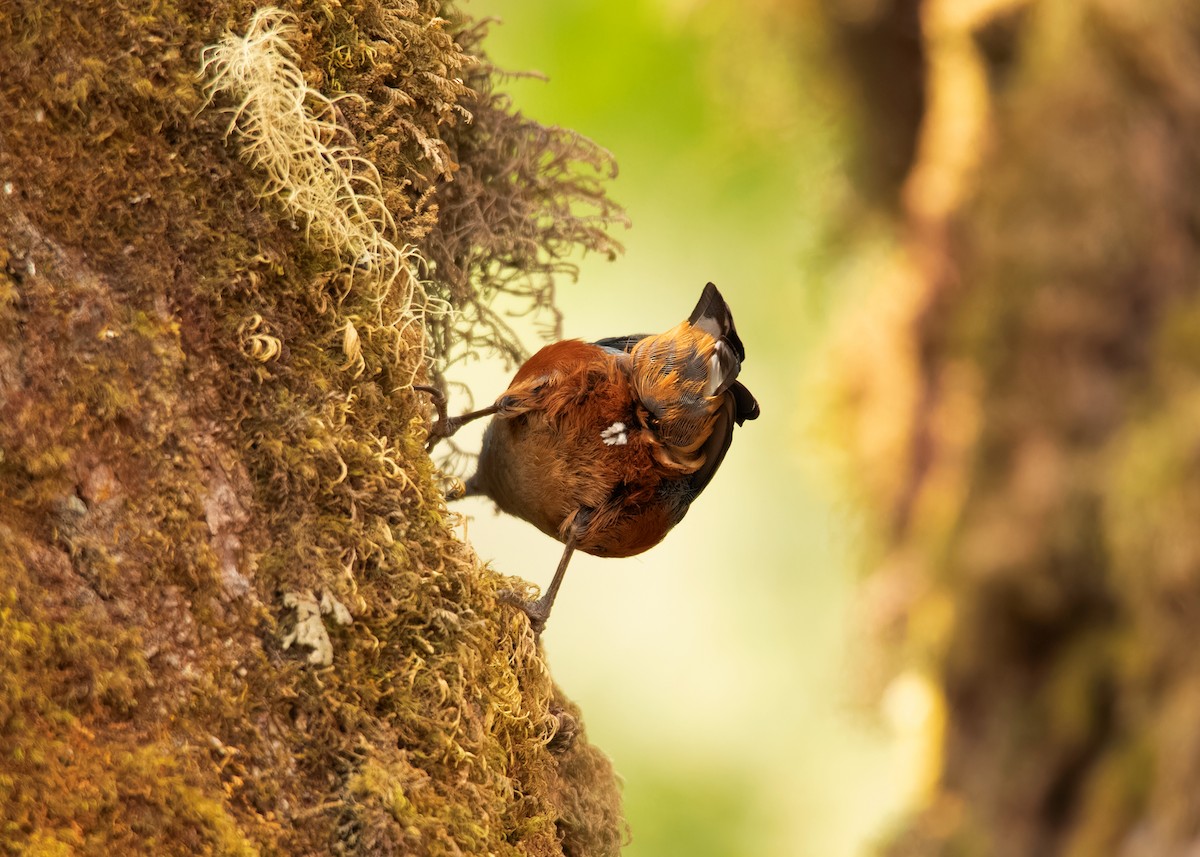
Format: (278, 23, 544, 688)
(1, 0, 626, 853)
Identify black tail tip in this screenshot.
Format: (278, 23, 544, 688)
(689, 282, 746, 362)
(732, 381, 760, 424)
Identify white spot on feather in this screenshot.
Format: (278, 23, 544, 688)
(706, 341, 733, 396)
(600, 421, 628, 446)
(706, 352, 722, 395)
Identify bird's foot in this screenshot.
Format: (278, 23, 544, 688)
(413, 384, 463, 451)
(443, 477, 467, 501)
(498, 589, 551, 636)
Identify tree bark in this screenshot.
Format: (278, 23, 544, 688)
(0, 2, 624, 854)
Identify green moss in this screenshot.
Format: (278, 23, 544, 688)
(0, 0, 625, 853)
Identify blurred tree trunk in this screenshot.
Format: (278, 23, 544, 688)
(838, 0, 1200, 855)
(0, 2, 623, 855)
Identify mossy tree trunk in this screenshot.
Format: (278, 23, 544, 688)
(0, 2, 623, 855)
(837, 0, 1200, 854)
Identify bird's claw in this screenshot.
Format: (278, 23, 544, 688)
(498, 589, 549, 636)
(414, 384, 458, 452)
(444, 477, 467, 501)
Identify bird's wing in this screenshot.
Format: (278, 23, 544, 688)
(689, 282, 746, 362)
(684, 393, 737, 501)
(595, 332, 759, 425)
(592, 333, 649, 355)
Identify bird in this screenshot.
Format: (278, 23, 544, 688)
(418, 282, 759, 635)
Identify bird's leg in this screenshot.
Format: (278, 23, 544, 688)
(413, 384, 500, 452)
(499, 536, 576, 637)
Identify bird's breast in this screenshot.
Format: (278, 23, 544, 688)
(473, 413, 598, 539)
(474, 376, 670, 540)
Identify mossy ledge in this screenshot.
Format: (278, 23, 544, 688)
(0, 2, 625, 854)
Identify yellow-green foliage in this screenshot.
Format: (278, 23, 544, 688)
(0, 0, 625, 854)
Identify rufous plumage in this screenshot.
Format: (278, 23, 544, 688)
(421, 282, 759, 634)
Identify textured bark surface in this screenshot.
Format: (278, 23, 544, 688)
(838, 0, 1200, 855)
(0, 2, 624, 854)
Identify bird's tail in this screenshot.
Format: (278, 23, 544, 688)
(690, 283, 759, 424)
(686, 282, 745, 398)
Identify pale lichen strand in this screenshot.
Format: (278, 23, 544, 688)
(0, 1, 625, 854)
(200, 7, 444, 387)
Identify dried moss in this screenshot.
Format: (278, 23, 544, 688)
(421, 19, 628, 377)
(1, 0, 625, 854)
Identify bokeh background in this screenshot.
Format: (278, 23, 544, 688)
(447, 2, 924, 854)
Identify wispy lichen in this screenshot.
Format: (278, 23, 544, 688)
(200, 7, 446, 384)
(1, 0, 627, 853)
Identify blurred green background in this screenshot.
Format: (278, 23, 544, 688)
(454, 1, 921, 854)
